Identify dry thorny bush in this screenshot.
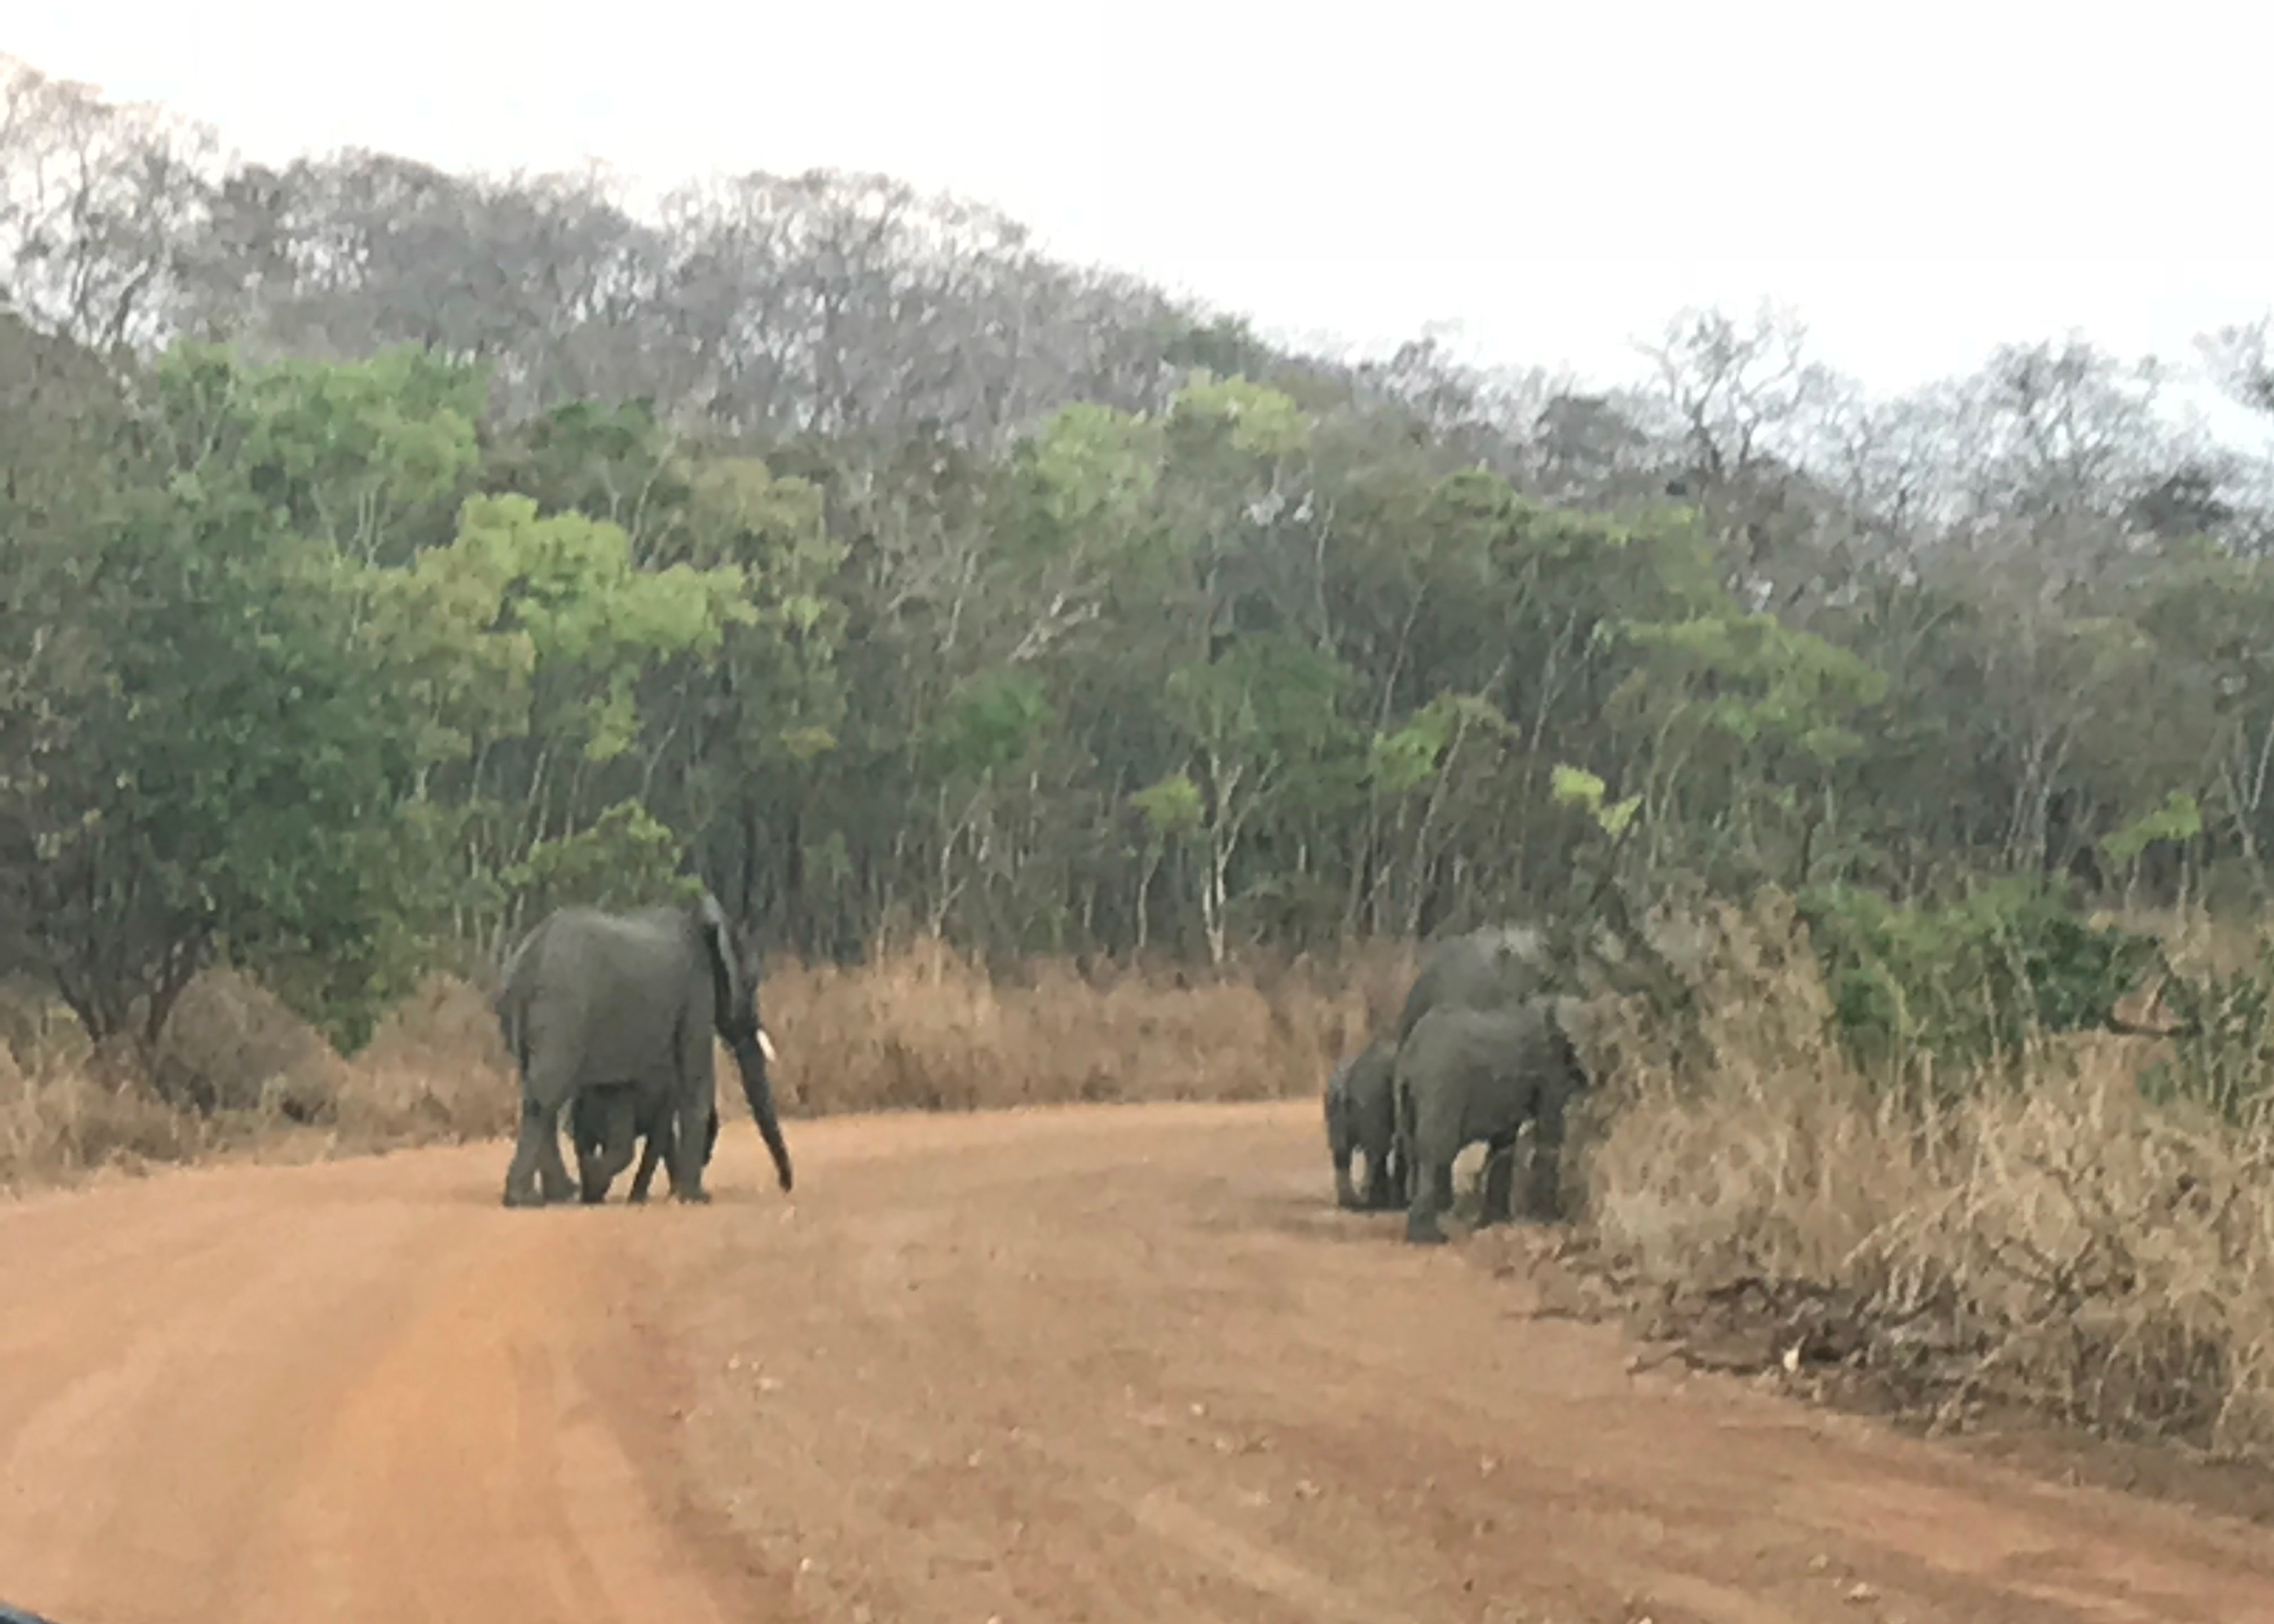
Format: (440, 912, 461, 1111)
(1563, 889, 2274, 1463)
(0, 933, 1410, 1194)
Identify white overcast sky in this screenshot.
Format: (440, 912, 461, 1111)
(11, 1, 2273, 442)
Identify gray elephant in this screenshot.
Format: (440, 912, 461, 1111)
(570, 1082, 720, 1204)
(495, 892, 793, 1208)
(1323, 1038, 1402, 1210)
(1393, 998, 1590, 1246)
(1394, 923, 1562, 1046)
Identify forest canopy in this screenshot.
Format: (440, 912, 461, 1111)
(5, 51, 2273, 1057)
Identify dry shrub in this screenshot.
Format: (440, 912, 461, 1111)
(763, 934, 1403, 1117)
(152, 966, 352, 1120)
(1579, 888, 2274, 1462)
(0, 1036, 209, 1193)
(2096, 902, 2264, 982)
(331, 972, 519, 1145)
(0, 968, 518, 1193)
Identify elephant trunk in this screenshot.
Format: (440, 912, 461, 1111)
(728, 1032, 794, 1192)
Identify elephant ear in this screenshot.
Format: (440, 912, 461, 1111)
(694, 892, 756, 1039)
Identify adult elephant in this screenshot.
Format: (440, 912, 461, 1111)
(1393, 998, 1590, 1246)
(495, 892, 794, 1208)
(1322, 1038, 1401, 1210)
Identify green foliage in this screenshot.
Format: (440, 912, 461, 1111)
(1370, 692, 1510, 797)
(501, 800, 700, 924)
(1020, 403, 1162, 549)
(1131, 773, 1204, 836)
(23, 447, 429, 1047)
(1164, 633, 1354, 765)
(2101, 789, 2203, 868)
(1550, 762, 1641, 838)
(932, 668, 1054, 782)
(1167, 375, 1312, 461)
(482, 397, 690, 542)
(151, 343, 482, 561)
(1620, 611, 1888, 762)
(437, 492, 755, 761)
(1797, 879, 2166, 1081)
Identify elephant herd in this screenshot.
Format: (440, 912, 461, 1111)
(1324, 924, 1594, 1245)
(485, 892, 1596, 1248)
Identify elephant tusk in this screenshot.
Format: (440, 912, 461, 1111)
(758, 1026, 778, 1064)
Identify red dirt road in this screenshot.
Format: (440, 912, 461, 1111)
(3, 1101, 2272, 1624)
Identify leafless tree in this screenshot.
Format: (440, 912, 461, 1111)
(0, 56, 216, 352)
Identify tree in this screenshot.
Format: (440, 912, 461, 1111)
(6, 426, 424, 1054)
(0, 56, 215, 352)
(1147, 633, 1355, 963)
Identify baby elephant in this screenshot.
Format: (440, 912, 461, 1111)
(570, 1084, 720, 1204)
(1323, 1038, 1403, 1210)
(1393, 998, 1590, 1246)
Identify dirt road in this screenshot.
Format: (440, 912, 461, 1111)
(3, 1101, 2271, 1624)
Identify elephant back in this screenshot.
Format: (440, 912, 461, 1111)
(1394, 924, 1562, 1045)
(496, 904, 716, 1082)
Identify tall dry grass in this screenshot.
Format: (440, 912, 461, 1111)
(1575, 890, 2274, 1462)
(0, 933, 1411, 1195)
(762, 934, 1408, 1116)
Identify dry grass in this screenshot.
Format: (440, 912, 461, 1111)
(0, 1042, 212, 1186)
(1571, 889, 2274, 1463)
(762, 934, 1406, 1116)
(0, 933, 1409, 1195)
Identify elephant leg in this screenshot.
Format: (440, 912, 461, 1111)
(1368, 1122, 1409, 1210)
(575, 1102, 614, 1204)
(627, 1115, 672, 1203)
(504, 1087, 575, 1208)
(575, 1090, 638, 1204)
(1525, 1089, 1569, 1221)
(668, 1091, 712, 1204)
(503, 1092, 550, 1208)
(537, 1093, 576, 1202)
(1327, 1105, 1358, 1208)
(1404, 1154, 1452, 1245)
(1478, 1129, 1519, 1227)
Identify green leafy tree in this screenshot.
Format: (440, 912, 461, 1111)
(14, 448, 423, 1053)
(365, 491, 756, 948)
(1152, 632, 1355, 963)
(149, 343, 482, 563)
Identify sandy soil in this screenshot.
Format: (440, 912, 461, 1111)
(3, 1100, 2272, 1624)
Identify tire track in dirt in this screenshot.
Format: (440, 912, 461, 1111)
(3, 1101, 2273, 1623)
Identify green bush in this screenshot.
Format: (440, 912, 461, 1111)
(1796, 877, 2163, 1087)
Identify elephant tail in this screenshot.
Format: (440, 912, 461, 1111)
(1392, 1067, 1416, 1167)
(493, 919, 553, 1075)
